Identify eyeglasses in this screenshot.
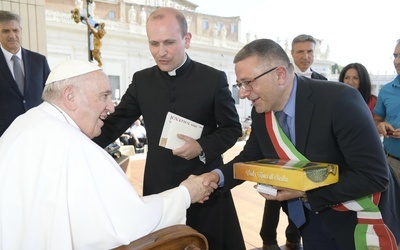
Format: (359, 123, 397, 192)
(235, 67, 278, 91)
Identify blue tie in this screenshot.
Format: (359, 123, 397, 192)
(275, 111, 306, 228)
(276, 111, 290, 139)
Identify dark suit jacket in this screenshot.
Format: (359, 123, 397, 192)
(311, 68, 327, 80)
(93, 56, 245, 249)
(0, 48, 50, 136)
(221, 76, 400, 249)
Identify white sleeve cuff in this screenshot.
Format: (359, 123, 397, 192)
(178, 185, 191, 208)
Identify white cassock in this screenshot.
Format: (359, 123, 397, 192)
(0, 102, 189, 249)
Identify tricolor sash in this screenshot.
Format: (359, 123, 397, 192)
(265, 111, 397, 250)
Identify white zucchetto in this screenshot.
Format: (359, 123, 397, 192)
(45, 60, 101, 85)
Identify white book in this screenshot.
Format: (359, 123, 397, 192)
(256, 184, 278, 196)
(159, 112, 204, 150)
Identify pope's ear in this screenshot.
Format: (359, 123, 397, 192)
(63, 85, 77, 110)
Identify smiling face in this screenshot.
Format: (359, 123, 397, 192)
(343, 68, 360, 90)
(291, 41, 315, 72)
(0, 20, 21, 54)
(74, 71, 115, 139)
(235, 56, 288, 113)
(146, 8, 191, 72)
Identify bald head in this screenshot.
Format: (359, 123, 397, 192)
(147, 7, 188, 38)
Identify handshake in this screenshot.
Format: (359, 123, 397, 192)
(180, 172, 220, 204)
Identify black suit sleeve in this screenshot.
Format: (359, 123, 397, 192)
(197, 72, 242, 162)
(307, 86, 389, 211)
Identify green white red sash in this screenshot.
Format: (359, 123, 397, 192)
(265, 111, 397, 250)
(265, 111, 307, 161)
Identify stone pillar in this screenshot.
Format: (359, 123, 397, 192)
(0, 0, 48, 56)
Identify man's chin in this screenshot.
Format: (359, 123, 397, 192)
(91, 129, 102, 139)
(254, 106, 266, 114)
(156, 63, 173, 72)
(92, 121, 104, 137)
(98, 119, 104, 127)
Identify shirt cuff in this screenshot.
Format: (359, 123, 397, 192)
(199, 150, 206, 164)
(213, 169, 224, 187)
(178, 185, 191, 208)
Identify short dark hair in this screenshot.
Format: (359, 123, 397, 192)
(234, 39, 294, 73)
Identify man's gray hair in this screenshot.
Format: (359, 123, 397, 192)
(0, 10, 22, 27)
(291, 34, 316, 48)
(42, 75, 83, 102)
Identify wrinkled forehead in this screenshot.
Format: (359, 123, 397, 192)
(81, 70, 111, 91)
(292, 41, 315, 51)
(0, 20, 21, 29)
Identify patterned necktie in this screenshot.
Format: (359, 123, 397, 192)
(275, 111, 306, 228)
(12, 55, 25, 95)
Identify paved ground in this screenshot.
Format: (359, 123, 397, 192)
(127, 141, 293, 249)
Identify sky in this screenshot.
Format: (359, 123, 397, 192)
(190, 0, 400, 75)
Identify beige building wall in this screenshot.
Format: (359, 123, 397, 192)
(0, 0, 48, 55)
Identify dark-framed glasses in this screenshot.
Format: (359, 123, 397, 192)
(235, 66, 278, 91)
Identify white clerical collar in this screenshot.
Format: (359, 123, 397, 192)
(168, 54, 188, 76)
(294, 64, 312, 78)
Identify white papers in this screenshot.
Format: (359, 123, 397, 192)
(159, 112, 204, 150)
(256, 184, 278, 196)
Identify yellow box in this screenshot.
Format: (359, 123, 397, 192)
(233, 159, 339, 191)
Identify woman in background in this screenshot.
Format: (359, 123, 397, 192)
(339, 63, 377, 114)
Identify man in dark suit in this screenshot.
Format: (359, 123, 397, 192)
(0, 10, 50, 136)
(291, 34, 327, 80)
(204, 39, 400, 249)
(93, 7, 244, 250)
(260, 34, 327, 250)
